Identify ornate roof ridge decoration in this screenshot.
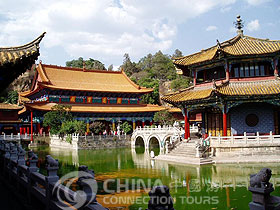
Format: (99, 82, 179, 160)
(0, 32, 46, 52)
(173, 34, 280, 68)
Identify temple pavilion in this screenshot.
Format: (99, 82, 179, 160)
(19, 62, 165, 134)
(162, 16, 280, 139)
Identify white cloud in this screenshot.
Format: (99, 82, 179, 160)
(245, 0, 272, 6)
(220, 6, 231, 13)
(0, 0, 238, 66)
(206, 25, 218, 31)
(247, 19, 260, 31)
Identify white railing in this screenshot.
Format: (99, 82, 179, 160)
(210, 131, 280, 146)
(190, 125, 199, 133)
(135, 125, 182, 131)
(0, 133, 21, 140)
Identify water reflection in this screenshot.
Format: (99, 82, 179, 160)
(33, 146, 280, 210)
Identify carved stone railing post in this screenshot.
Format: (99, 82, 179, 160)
(249, 168, 280, 210)
(27, 151, 38, 204)
(45, 155, 59, 210)
(17, 145, 26, 166)
(77, 165, 97, 207)
(146, 186, 175, 210)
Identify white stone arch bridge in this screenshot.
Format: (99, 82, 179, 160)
(131, 126, 183, 153)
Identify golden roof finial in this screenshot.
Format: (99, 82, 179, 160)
(234, 15, 244, 36)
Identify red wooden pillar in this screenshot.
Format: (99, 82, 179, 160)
(31, 110, 33, 142)
(142, 120, 145, 128)
(225, 61, 230, 81)
(193, 70, 196, 86)
(37, 123, 41, 134)
(27, 127, 30, 135)
(274, 58, 278, 76)
(223, 105, 227, 136)
(150, 121, 153, 126)
(184, 108, 190, 139)
(23, 127, 26, 134)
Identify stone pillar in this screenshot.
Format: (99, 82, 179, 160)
(223, 105, 227, 136)
(184, 108, 190, 139)
(30, 110, 33, 142)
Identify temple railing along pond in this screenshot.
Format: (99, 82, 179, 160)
(0, 140, 107, 210)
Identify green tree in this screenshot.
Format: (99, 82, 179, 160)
(89, 121, 105, 135)
(43, 104, 73, 134)
(170, 75, 191, 91)
(108, 64, 113, 71)
(66, 57, 106, 70)
(153, 110, 175, 125)
(60, 120, 86, 135)
(172, 49, 183, 58)
(6, 91, 18, 104)
(137, 77, 159, 104)
(120, 121, 132, 134)
(121, 53, 140, 76)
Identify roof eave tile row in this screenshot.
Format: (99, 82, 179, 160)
(162, 79, 280, 104)
(0, 32, 46, 66)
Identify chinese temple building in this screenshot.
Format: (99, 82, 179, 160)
(162, 16, 280, 139)
(0, 103, 23, 134)
(0, 32, 45, 90)
(19, 62, 165, 134)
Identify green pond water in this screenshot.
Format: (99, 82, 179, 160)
(33, 146, 280, 210)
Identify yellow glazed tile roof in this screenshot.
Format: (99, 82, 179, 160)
(0, 32, 45, 65)
(173, 35, 280, 67)
(34, 63, 153, 94)
(162, 79, 280, 103)
(217, 79, 280, 96)
(23, 103, 166, 113)
(162, 87, 213, 103)
(0, 103, 23, 110)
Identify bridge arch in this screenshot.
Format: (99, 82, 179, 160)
(131, 126, 183, 154)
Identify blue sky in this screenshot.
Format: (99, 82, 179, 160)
(0, 0, 279, 69)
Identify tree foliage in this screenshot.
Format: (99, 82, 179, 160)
(66, 57, 106, 70)
(153, 110, 176, 125)
(170, 75, 191, 91)
(89, 121, 105, 135)
(6, 91, 18, 104)
(172, 49, 183, 58)
(122, 50, 185, 105)
(120, 121, 132, 134)
(121, 53, 139, 76)
(43, 105, 73, 134)
(60, 120, 86, 135)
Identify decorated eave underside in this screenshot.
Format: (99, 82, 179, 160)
(0, 32, 45, 90)
(173, 34, 280, 71)
(162, 79, 280, 106)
